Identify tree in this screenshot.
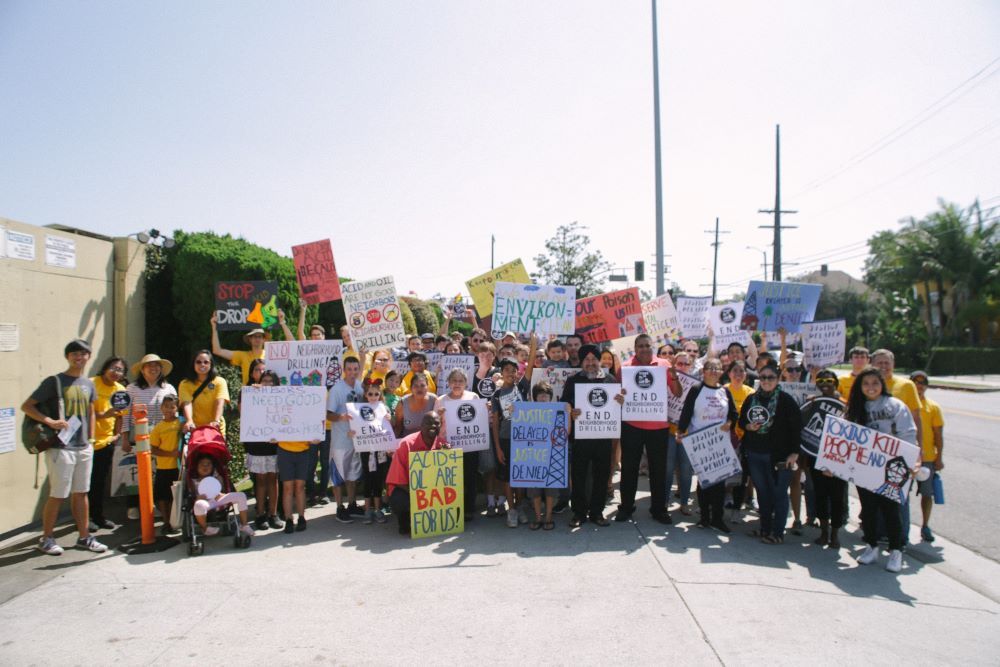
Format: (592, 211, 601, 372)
(532, 222, 612, 297)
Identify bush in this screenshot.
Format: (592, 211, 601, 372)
(401, 296, 437, 334)
(216, 364, 247, 483)
(927, 347, 1000, 375)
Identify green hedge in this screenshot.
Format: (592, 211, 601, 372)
(927, 347, 1000, 375)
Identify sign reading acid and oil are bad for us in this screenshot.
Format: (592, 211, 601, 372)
(409, 449, 464, 539)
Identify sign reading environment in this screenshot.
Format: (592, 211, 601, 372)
(681, 422, 742, 488)
(239, 386, 327, 442)
(739, 281, 822, 334)
(621, 366, 668, 421)
(574, 383, 622, 439)
(345, 402, 397, 453)
(509, 402, 570, 489)
(575, 288, 646, 344)
(815, 415, 919, 504)
(292, 239, 342, 304)
(341, 275, 407, 350)
(802, 319, 846, 369)
(466, 258, 531, 317)
(409, 449, 464, 539)
(441, 398, 490, 452)
(215, 281, 280, 331)
(677, 296, 711, 338)
(491, 282, 576, 337)
(265, 340, 344, 388)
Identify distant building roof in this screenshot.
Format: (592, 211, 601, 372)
(792, 268, 870, 295)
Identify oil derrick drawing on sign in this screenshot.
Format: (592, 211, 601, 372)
(545, 410, 569, 488)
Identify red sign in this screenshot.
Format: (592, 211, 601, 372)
(292, 239, 341, 304)
(574, 287, 646, 344)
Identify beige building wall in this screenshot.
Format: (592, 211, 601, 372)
(0, 216, 146, 536)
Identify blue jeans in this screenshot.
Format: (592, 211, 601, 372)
(746, 450, 792, 538)
(665, 432, 693, 506)
(305, 430, 332, 499)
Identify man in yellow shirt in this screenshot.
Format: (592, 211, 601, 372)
(837, 346, 870, 399)
(210, 313, 268, 385)
(911, 370, 945, 543)
(871, 349, 923, 447)
(150, 395, 182, 533)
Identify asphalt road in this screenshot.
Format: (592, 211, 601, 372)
(917, 388, 1000, 562)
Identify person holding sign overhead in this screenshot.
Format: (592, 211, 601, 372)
(211, 312, 268, 386)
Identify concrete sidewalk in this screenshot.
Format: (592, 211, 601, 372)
(0, 490, 998, 666)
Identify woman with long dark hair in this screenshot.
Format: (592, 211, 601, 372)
(88, 356, 128, 530)
(179, 349, 229, 434)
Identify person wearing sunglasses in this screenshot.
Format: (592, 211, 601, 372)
(666, 352, 697, 516)
(738, 361, 803, 544)
(800, 369, 847, 548)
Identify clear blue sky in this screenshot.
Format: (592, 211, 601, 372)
(2, 1, 998, 303)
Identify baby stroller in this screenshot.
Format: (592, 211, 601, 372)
(180, 425, 252, 556)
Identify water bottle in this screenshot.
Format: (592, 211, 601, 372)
(933, 474, 945, 505)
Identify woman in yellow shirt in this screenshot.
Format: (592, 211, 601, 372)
(89, 356, 128, 529)
(179, 350, 230, 435)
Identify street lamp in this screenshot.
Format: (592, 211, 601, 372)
(746, 246, 768, 280)
(132, 229, 175, 248)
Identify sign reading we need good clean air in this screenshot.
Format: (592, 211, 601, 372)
(341, 275, 407, 350)
(491, 282, 576, 338)
(239, 386, 327, 442)
(739, 281, 822, 334)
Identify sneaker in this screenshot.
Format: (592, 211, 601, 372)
(204, 526, 220, 537)
(76, 536, 108, 553)
(347, 503, 365, 516)
(127, 507, 140, 520)
(363, 509, 376, 525)
(240, 524, 255, 537)
(88, 520, 100, 533)
(37, 536, 63, 556)
(921, 526, 935, 543)
(505, 508, 518, 528)
(254, 515, 269, 530)
(283, 518, 295, 534)
(517, 505, 530, 525)
(315, 496, 330, 506)
(96, 518, 116, 530)
(296, 516, 307, 532)
(268, 515, 285, 530)
(374, 509, 387, 524)
(335, 506, 354, 524)
(553, 500, 569, 514)
(857, 545, 879, 565)
(485, 506, 498, 518)
(886, 549, 903, 573)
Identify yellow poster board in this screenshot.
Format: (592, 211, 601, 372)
(409, 448, 464, 539)
(465, 258, 531, 317)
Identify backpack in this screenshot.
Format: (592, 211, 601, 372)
(21, 375, 64, 454)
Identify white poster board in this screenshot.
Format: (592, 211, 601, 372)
(530, 366, 580, 402)
(433, 354, 477, 388)
(677, 296, 711, 338)
(780, 382, 814, 407)
(491, 282, 576, 337)
(346, 402, 398, 453)
(341, 275, 407, 350)
(621, 366, 668, 421)
(441, 398, 490, 452)
(574, 383, 622, 439)
(708, 301, 752, 351)
(803, 319, 846, 369)
(681, 422, 742, 487)
(239, 386, 327, 441)
(815, 415, 919, 503)
(265, 340, 344, 388)
(667, 370, 700, 423)
(641, 294, 680, 340)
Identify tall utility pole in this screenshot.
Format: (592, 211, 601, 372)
(651, 0, 665, 296)
(490, 234, 495, 269)
(705, 217, 730, 304)
(758, 124, 797, 281)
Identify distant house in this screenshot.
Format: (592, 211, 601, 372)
(792, 266, 870, 295)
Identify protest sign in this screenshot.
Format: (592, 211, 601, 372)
(466, 258, 531, 317)
(346, 402, 397, 453)
(800, 396, 846, 457)
(667, 370, 700, 422)
(780, 382, 815, 407)
(492, 282, 576, 337)
(424, 351, 443, 378)
(739, 281, 822, 333)
(214, 281, 280, 331)
(530, 366, 579, 402)
(677, 296, 711, 338)
(815, 415, 919, 503)
(621, 366, 668, 421)
(803, 319, 846, 369)
(341, 275, 407, 350)
(681, 422, 742, 488)
(641, 294, 680, 341)
(442, 398, 490, 452)
(390, 359, 411, 376)
(574, 383, 622, 439)
(239, 386, 327, 441)
(708, 301, 752, 351)
(433, 354, 476, 388)
(575, 288, 646, 344)
(265, 340, 344, 388)
(510, 402, 570, 489)
(409, 448, 464, 538)
(291, 239, 341, 304)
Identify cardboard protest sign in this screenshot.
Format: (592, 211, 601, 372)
(409, 448, 464, 538)
(575, 288, 646, 344)
(346, 402, 397, 453)
(708, 301, 752, 351)
(800, 396, 846, 457)
(509, 402, 570, 489)
(803, 319, 846, 369)
(621, 366, 668, 421)
(780, 382, 815, 407)
(214, 281, 280, 331)
(239, 386, 327, 442)
(433, 354, 476, 388)
(815, 415, 919, 503)
(424, 351, 443, 378)
(441, 398, 490, 452)
(681, 422, 742, 487)
(265, 340, 344, 388)
(390, 359, 411, 376)
(466, 258, 531, 317)
(641, 294, 681, 340)
(341, 275, 407, 350)
(291, 239, 341, 304)
(677, 296, 711, 338)
(492, 282, 576, 337)
(667, 370, 700, 423)
(739, 281, 822, 333)
(530, 366, 579, 402)
(574, 383, 622, 439)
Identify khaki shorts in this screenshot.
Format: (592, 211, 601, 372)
(45, 446, 94, 498)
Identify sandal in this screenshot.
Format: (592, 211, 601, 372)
(529, 521, 542, 531)
(543, 521, 555, 531)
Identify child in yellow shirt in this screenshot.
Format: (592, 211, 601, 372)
(150, 395, 182, 534)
